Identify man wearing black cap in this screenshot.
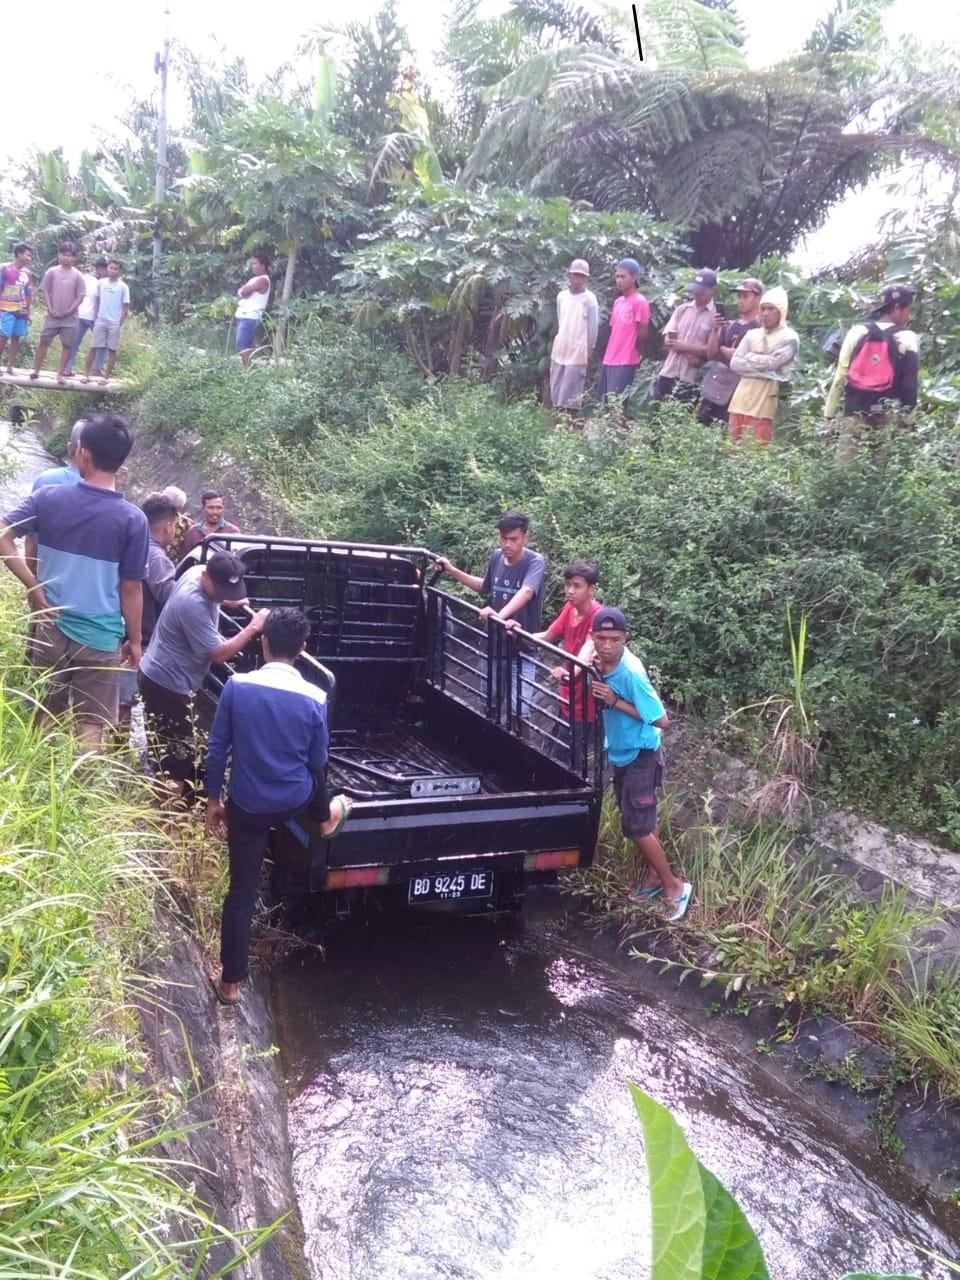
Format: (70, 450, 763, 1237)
(589, 606, 692, 923)
(824, 283, 919, 461)
(653, 268, 718, 404)
(139, 552, 269, 791)
(698, 277, 764, 426)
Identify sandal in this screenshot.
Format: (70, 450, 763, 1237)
(663, 882, 694, 924)
(628, 884, 663, 902)
(209, 976, 240, 1006)
(322, 793, 353, 839)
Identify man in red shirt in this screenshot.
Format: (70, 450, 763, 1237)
(596, 259, 650, 401)
(528, 561, 601, 759)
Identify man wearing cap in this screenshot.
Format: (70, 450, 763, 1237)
(589, 606, 692, 922)
(549, 259, 599, 412)
(697, 278, 764, 426)
(728, 286, 799, 444)
(139, 552, 269, 793)
(654, 268, 718, 404)
(824, 283, 919, 462)
(596, 259, 650, 401)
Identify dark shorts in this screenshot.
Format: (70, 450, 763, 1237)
(653, 376, 699, 404)
(40, 315, 77, 346)
(612, 748, 664, 838)
(697, 397, 729, 426)
(597, 364, 638, 400)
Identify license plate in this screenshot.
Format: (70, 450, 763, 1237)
(408, 871, 494, 903)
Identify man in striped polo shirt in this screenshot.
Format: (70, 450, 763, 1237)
(0, 414, 149, 747)
(204, 607, 352, 1005)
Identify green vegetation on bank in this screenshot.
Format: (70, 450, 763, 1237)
(0, 584, 269, 1277)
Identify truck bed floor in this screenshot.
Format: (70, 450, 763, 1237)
(327, 723, 515, 800)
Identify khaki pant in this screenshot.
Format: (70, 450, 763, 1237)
(29, 618, 121, 724)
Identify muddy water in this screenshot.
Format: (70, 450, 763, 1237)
(274, 917, 956, 1280)
(0, 420, 53, 506)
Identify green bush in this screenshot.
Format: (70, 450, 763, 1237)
(271, 380, 960, 840)
(137, 318, 426, 455)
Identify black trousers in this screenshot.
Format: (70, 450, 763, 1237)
(696, 396, 729, 426)
(220, 778, 330, 983)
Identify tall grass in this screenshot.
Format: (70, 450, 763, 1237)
(0, 585, 270, 1276)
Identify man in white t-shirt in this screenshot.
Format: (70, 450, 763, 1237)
(549, 258, 599, 411)
(82, 259, 130, 384)
(234, 253, 271, 366)
(65, 258, 107, 376)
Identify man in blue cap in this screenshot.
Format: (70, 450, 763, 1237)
(654, 268, 718, 404)
(589, 606, 693, 922)
(596, 258, 650, 401)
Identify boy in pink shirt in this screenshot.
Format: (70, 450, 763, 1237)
(596, 258, 650, 400)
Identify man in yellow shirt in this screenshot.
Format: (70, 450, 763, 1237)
(728, 286, 799, 444)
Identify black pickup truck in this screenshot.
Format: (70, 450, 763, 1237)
(195, 536, 604, 918)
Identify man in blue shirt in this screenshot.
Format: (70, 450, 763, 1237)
(590, 606, 692, 922)
(0, 414, 149, 748)
(204, 607, 352, 1005)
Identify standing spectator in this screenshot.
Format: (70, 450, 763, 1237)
(30, 419, 85, 492)
(234, 253, 271, 367)
(697, 278, 764, 426)
(435, 510, 546, 716)
(549, 258, 599, 412)
(162, 485, 193, 563)
(204, 607, 352, 1005)
(728, 286, 799, 444)
(0, 242, 34, 375)
(82, 259, 130, 385)
(654, 269, 718, 404)
(596, 259, 650, 401)
(824, 283, 919, 462)
(65, 258, 108, 376)
(589, 607, 692, 922)
(117, 493, 178, 723)
(31, 243, 86, 385)
(138, 553, 268, 793)
(0, 414, 149, 749)
(181, 489, 242, 554)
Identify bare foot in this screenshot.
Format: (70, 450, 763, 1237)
(29, 371, 39, 380)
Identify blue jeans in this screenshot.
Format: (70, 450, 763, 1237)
(65, 318, 105, 374)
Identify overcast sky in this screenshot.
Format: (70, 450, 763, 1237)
(7, 0, 958, 269)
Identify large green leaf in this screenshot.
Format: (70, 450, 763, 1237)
(629, 1083, 770, 1280)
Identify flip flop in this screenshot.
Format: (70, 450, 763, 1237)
(663, 882, 694, 924)
(208, 976, 240, 1006)
(628, 884, 663, 902)
(323, 793, 353, 839)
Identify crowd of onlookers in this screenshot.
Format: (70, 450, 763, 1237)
(0, 242, 130, 385)
(549, 258, 919, 457)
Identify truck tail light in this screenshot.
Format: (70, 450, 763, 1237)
(326, 866, 391, 890)
(524, 849, 580, 871)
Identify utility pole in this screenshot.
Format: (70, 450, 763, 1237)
(152, 1, 171, 321)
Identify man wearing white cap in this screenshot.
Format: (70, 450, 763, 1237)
(549, 258, 599, 411)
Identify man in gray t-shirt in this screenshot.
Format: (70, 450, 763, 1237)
(31, 242, 87, 384)
(434, 509, 546, 716)
(139, 552, 268, 790)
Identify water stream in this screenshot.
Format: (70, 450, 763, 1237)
(274, 916, 957, 1280)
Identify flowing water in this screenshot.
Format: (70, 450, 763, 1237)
(0, 419, 53, 507)
(274, 915, 957, 1280)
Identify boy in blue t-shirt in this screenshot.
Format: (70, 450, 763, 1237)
(590, 606, 692, 922)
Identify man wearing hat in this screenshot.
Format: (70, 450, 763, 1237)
(549, 258, 599, 411)
(697, 278, 764, 426)
(589, 606, 693, 923)
(824, 283, 919, 461)
(596, 258, 650, 400)
(139, 551, 269, 793)
(654, 268, 718, 404)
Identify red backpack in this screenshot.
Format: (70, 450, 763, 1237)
(846, 323, 901, 393)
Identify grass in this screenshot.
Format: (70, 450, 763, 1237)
(0, 583, 273, 1276)
(570, 767, 960, 1105)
